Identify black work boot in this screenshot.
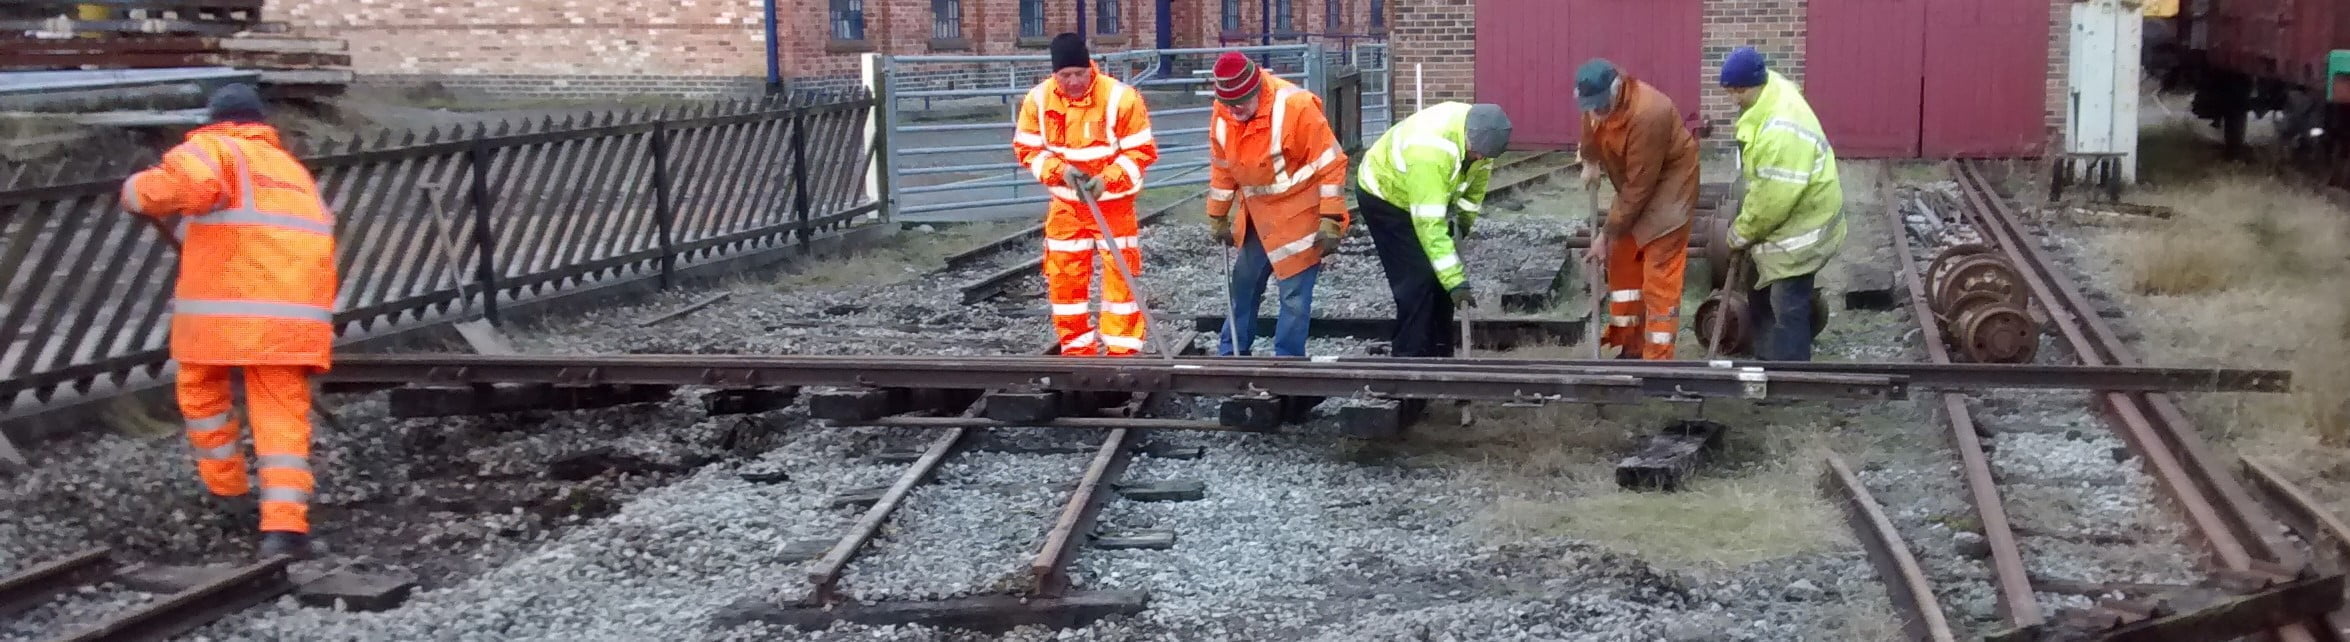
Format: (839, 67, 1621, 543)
(257, 531, 312, 560)
(208, 494, 259, 529)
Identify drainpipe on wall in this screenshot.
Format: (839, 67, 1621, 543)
(763, 0, 781, 93)
(1260, 0, 1271, 46)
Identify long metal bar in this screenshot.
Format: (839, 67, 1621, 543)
(1884, 181, 2042, 630)
(861, 416, 1232, 431)
(1188, 356, 2288, 393)
(55, 555, 295, 642)
(1821, 454, 1956, 642)
(0, 548, 112, 618)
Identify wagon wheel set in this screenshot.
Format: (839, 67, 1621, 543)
(1926, 243, 2038, 364)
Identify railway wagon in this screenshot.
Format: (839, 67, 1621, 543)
(2172, 0, 2350, 176)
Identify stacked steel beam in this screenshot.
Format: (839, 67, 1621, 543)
(0, 1, 350, 96)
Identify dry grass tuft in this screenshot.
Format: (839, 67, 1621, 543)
(1463, 403, 1855, 570)
(1805, 598, 1909, 642)
(2096, 158, 2350, 446)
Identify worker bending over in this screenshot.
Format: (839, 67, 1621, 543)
(1013, 33, 1159, 356)
(1719, 47, 1845, 361)
(1574, 59, 1701, 360)
(120, 84, 336, 559)
(1356, 102, 1512, 358)
(1204, 51, 1349, 357)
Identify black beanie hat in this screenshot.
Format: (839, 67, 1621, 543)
(1049, 33, 1089, 71)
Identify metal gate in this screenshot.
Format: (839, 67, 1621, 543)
(1472, 0, 1703, 148)
(866, 43, 1388, 223)
(1921, 0, 2051, 156)
(1806, 0, 1927, 158)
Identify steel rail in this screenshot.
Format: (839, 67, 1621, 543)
(1031, 426, 1134, 597)
(860, 416, 1234, 432)
(55, 555, 295, 642)
(1950, 161, 2340, 642)
(1821, 453, 1957, 642)
(2241, 458, 2350, 636)
(1169, 356, 2288, 393)
(1950, 161, 2278, 570)
(0, 548, 113, 618)
(322, 353, 1914, 402)
(1886, 181, 2042, 631)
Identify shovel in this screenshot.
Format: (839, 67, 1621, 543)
(418, 184, 516, 355)
(1585, 187, 1607, 359)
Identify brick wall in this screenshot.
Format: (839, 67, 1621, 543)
(276, 0, 1378, 97)
(1386, 0, 2072, 155)
(1386, 0, 1474, 106)
(1697, 0, 1806, 136)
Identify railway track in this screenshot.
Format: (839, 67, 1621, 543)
(1842, 160, 2350, 641)
(0, 548, 296, 642)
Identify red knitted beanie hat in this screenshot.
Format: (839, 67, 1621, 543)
(1211, 52, 1262, 106)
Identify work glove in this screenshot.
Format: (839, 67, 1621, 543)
(1060, 166, 1105, 199)
(1209, 216, 1234, 245)
(1447, 211, 1474, 240)
(1449, 284, 1476, 309)
(1315, 219, 1343, 255)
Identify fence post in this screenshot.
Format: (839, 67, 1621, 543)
(651, 118, 678, 289)
(464, 131, 503, 326)
(860, 52, 897, 222)
(790, 98, 813, 247)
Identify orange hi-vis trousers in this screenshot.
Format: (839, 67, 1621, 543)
(178, 363, 315, 534)
(1601, 222, 1692, 360)
(1043, 197, 1147, 356)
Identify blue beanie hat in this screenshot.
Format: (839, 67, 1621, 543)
(1574, 59, 1618, 112)
(1719, 47, 1768, 89)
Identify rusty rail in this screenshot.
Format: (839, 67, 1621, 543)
(0, 547, 113, 618)
(1821, 452, 1957, 642)
(1030, 426, 1135, 596)
(1886, 176, 2043, 631)
(54, 555, 295, 642)
(1948, 160, 2343, 642)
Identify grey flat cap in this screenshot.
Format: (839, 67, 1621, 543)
(1464, 103, 1511, 158)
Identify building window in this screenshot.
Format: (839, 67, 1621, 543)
(1095, 0, 1121, 35)
(1273, 0, 1293, 34)
(1326, 0, 1340, 31)
(1369, 0, 1383, 29)
(1019, 0, 1045, 38)
(1221, 0, 1240, 32)
(830, 0, 865, 40)
(931, 0, 962, 39)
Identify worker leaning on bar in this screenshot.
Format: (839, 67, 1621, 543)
(1012, 33, 1160, 357)
(118, 84, 337, 560)
(1573, 58, 1702, 361)
(1354, 101, 1513, 359)
(1719, 47, 1846, 361)
(1203, 50, 1350, 358)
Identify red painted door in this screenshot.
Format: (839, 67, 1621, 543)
(1473, 0, 1702, 148)
(1804, 0, 1926, 157)
(1920, 0, 2050, 156)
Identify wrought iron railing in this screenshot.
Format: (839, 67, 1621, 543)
(0, 91, 879, 414)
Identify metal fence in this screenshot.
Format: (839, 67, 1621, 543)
(868, 43, 1388, 223)
(0, 91, 879, 415)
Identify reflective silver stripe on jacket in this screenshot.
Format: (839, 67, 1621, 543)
(188, 141, 335, 237)
(172, 299, 334, 323)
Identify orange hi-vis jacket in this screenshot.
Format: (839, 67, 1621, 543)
(1207, 71, 1349, 279)
(120, 122, 339, 370)
(1014, 65, 1159, 205)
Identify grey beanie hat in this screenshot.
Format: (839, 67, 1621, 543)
(1463, 103, 1511, 158)
(206, 83, 266, 123)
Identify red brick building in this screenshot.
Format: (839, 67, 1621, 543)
(269, 0, 1384, 95)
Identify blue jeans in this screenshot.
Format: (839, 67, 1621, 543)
(1748, 272, 1817, 361)
(1217, 226, 1320, 357)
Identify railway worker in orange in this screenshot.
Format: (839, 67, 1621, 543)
(1574, 59, 1702, 360)
(119, 84, 336, 559)
(1014, 33, 1160, 356)
(1203, 51, 1349, 357)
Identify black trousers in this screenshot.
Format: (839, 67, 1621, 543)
(1359, 192, 1455, 359)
